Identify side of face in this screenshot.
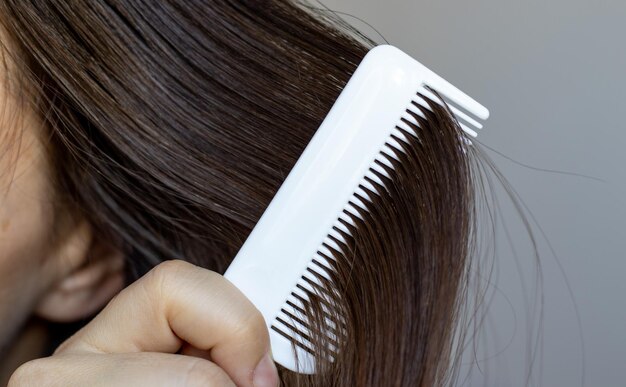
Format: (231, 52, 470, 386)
(0, 67, 62, 353)
(0, 32, 126, 357)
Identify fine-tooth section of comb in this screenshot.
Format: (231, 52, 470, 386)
(263, 89, 478, 369)
(223, 44, 489, 374)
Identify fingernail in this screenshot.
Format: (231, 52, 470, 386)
(253, 351, 279, 387)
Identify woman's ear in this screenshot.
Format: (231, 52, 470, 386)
(34, 220, 126, 323)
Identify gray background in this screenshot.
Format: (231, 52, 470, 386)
(320, 0, 626, 386)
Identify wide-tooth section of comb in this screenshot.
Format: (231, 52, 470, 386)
(223, 45, 489, 374)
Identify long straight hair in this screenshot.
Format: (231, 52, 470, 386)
(0, 1, 484, 385)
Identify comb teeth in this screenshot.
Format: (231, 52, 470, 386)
(419, 84, 487, 137)
(270, 251, 348, 363)
(268, 89, 477, 369)
(397, 88, 485, 139)
(223, 45, 489, 375)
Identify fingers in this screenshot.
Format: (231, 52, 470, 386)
(54, 260, 279, 387)
(8, 353, 235, 387)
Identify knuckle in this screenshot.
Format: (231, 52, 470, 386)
(183, 359, 234, 387)
(151, 259, 191, 281)
(144, 260, 192, 292)
(136, 260, 195, 316)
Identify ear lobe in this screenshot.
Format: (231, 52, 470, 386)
(35, 234, 126, 323)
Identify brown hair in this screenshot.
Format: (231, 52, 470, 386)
(0, 1, 487, 385)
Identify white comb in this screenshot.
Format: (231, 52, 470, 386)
(223, 44, 489, 374)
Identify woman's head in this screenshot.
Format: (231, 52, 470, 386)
(0, 1, 480, 385)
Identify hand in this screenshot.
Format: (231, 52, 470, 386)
(9, 260, 280, 387)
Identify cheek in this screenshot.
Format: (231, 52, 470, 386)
(0, 131, 57, 348)
(0, 172, 54, 280)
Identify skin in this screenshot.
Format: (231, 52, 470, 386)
(0, 29, 279, 387)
